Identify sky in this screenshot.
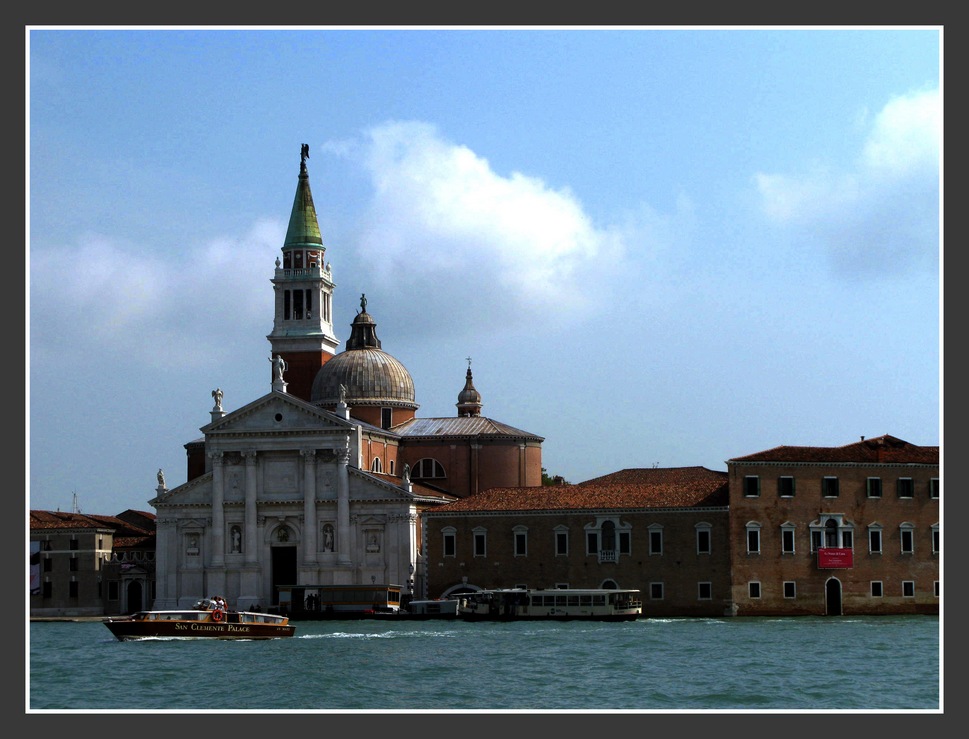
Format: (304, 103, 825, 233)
(27, 27, 941, 517)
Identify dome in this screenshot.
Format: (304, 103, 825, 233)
(456, 365, 483, 417)
(310, 293, 418, 409)
(311, 347, 417, 408)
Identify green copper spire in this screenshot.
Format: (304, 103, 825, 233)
(283, 143, 324, 250)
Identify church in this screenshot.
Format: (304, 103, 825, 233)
(148, 146, 544, 611)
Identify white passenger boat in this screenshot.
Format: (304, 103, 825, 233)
(456, 588, 642, 621)
(103, 596, 296, 640)
(403, 598, 461, 618)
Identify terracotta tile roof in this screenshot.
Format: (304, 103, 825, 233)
(580, 466, 729, 486)
(728, 434, 939, 465)
(113, 534, 155, 548)
(431, 469, 729, 514)
(29, 510, 154, 536)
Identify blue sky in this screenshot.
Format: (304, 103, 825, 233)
(27, 27, 941, 516)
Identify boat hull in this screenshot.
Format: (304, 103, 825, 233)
(104, 618, 295, 640)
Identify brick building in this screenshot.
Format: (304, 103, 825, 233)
(421, 467, 733, 617)
(29, 509, 156, 617)
(726, 434, 939, 616)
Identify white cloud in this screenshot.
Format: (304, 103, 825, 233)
(754, 87, 940, 275)
(334, 121, 629, 333)
(29, 219, 283, 368)
(862, 88, 940, 177)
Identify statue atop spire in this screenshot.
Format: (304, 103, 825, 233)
(300, 143, 309, 173)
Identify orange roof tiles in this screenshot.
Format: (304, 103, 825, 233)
(432, 467, 729, 513)
(728, 435, 938, 465)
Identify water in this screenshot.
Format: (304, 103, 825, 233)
(28, 616, 940, 712)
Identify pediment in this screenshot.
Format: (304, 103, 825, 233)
(151, 472, 212, 507)
(348, 468, 417, 503)
(201, 390, 352, 436)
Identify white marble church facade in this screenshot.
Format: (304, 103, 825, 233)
(151, 386, 430, 610)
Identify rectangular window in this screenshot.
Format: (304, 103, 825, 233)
(293, 289, 304, 319)
(69, 581, 78, 598)
(618, 531, 631, 555)
(747, 529, 760, 554)
(900, 529, 914, 554)
(587, 532, 598, 555)
(778, 476, 795, 497)
(783, 581, 796, 599)
(555, 531, 568, 556)
(867, 477, 882, 498)
(822, 477, 839, 497)
(649, 582, 664, 600)
(871, 581, 883, 597)
(43, 581, 52, 599)
(697, 529, 711, 555)
(70, 538, 79, 551)
(305, 289, 312, 317)
(381, 407, 392, 430)
(932, 528, 939, 554)
(902, 581, 915, 597)
(842, 531, 853, 549)
(44, 557, 52, 572)
(934, 581, 940, 597)
(869, 528, 882, 554)
(514, 532, 527, 557)
(897, 478, 914, 498)
(743, 476, 760, 497)
(748, 581, 761, 599)
(443, 532, 456, 557)
(930, 478, 940, 499)
(69, 557, 78, 572)
(781, 528, 795, 554)
(649, 530, 663, 555)
(284, 290, 291, 320)
(473, 532, 487, 557)
(810, 530, 822, 552)
(697, 582, 712, 600)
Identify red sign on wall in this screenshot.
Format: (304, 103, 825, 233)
(818, 547, 853, 568)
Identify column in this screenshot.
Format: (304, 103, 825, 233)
(302, 449, 318, 565)
(337, 438, 352, 566)
(153, 517, 172, 608)
(210, 451, 225, 567)
(243, 451, 258, 565)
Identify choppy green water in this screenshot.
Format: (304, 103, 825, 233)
(28, 615, 940, 712)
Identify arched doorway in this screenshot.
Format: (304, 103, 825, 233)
(825, 577, 843, 616)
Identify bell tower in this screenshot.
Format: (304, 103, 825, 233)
(266, 144, 340, 401)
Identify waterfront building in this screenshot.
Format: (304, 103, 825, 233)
(422, 467, 734, 617)
(29, 509, 155, 617)
(725, 434, 939, 615)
